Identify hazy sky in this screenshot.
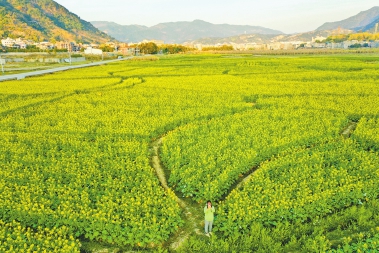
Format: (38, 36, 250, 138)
(55, 0, 376, 33)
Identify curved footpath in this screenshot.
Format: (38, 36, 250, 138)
(0, 56, 133, 82)
(1, 60, 360, 251)
(150, 137, 203, 250)
(150, 119, 359, 250)
(150, 134, 262, 250)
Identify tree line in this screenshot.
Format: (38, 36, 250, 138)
(137, 42, 194, 54)
(326, 32, 379, 43)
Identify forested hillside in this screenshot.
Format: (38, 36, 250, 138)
(0, 0, 113, 43)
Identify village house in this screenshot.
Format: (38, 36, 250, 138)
(36, 41, 55, 50)
(290, 41, 305, 49)
(326, 42, 344, 49)
(1, 37, 16, 47)
(1, 37, 35, 49)
(84, 47, 103, 55)
(117, 43, 132, 55)
(311, 42, 327, 48)
(14, 38, 29, 49)
(267, 42, 294, 50)
(55, 41, 79, 51)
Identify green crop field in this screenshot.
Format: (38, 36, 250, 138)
(0, 54, 379, 252)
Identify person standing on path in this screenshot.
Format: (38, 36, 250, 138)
(204, 200, 215, 236)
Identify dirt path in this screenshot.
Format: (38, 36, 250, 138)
(148, 103, 261, 251)
(149, 119, 358, 251)
(149, 133, 262, 251)
(150, 137, 204, 251)
(341, 121, 358, 138)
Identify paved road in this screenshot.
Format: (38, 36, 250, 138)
(0, 56, 133, 82)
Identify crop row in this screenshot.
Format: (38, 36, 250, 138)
(0, 58, 256, 248)
(328, 233, 379, 253)
(1, 54, 379, 251)
(161, 107, 347, 201)
(216, 139, 379, 235)
(0, 131, 182, 246)
(0, 220, 80, 253)
(353, 117, 379, 151)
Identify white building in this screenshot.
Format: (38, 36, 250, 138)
(290, 41, 305, 49)
(267, 42, 294, 50)
(37, 42, 55, 50)
(15, 38, 28, 49)
(326, 42, 344, 49)
(1, 37, 16, 47)
(84, 47, 103, 55)
(311, 42, 326, 48)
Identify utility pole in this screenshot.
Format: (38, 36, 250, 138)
(375, 23, 378, 34)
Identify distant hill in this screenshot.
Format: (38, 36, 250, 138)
(91, 20, 283, 44)
(276, 29, 352, 42)
(188, 29, 353, 45)
(192, 7, 379, 45)
(190, 33, 277, 45)
(354, 17, 379, 32)
(0, 0, 113, 43)
(317, 6, 379, 31)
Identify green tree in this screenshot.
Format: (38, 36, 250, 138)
(202, 45, 234, 51)
(99, 44, 114, 52)
(159, 44, 193, 54)
(325, 34, 349, 43)
(139, 42, 158, 54)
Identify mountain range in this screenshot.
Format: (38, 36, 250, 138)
(316, 6, 379, 32)
(0, 0, 112, 43)
(93, 6, 379, 44)
(91, 20, 283, 44)
(190, 29, 354, 45)
(354, 16, 379, 33)
(0, 0, 378, 46)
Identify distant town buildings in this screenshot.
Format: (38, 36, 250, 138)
(84, 47, 103, 55)
(1, 37, 79, 51)
(1, 37, 16, 47)
(38, 41, 55, 50)
(184, 38, 379, 51)
(117, 43, 133, 55)
(56, 41, 79, 51)
(1, 36, 379, 54)
(0, 37, 143, 57)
